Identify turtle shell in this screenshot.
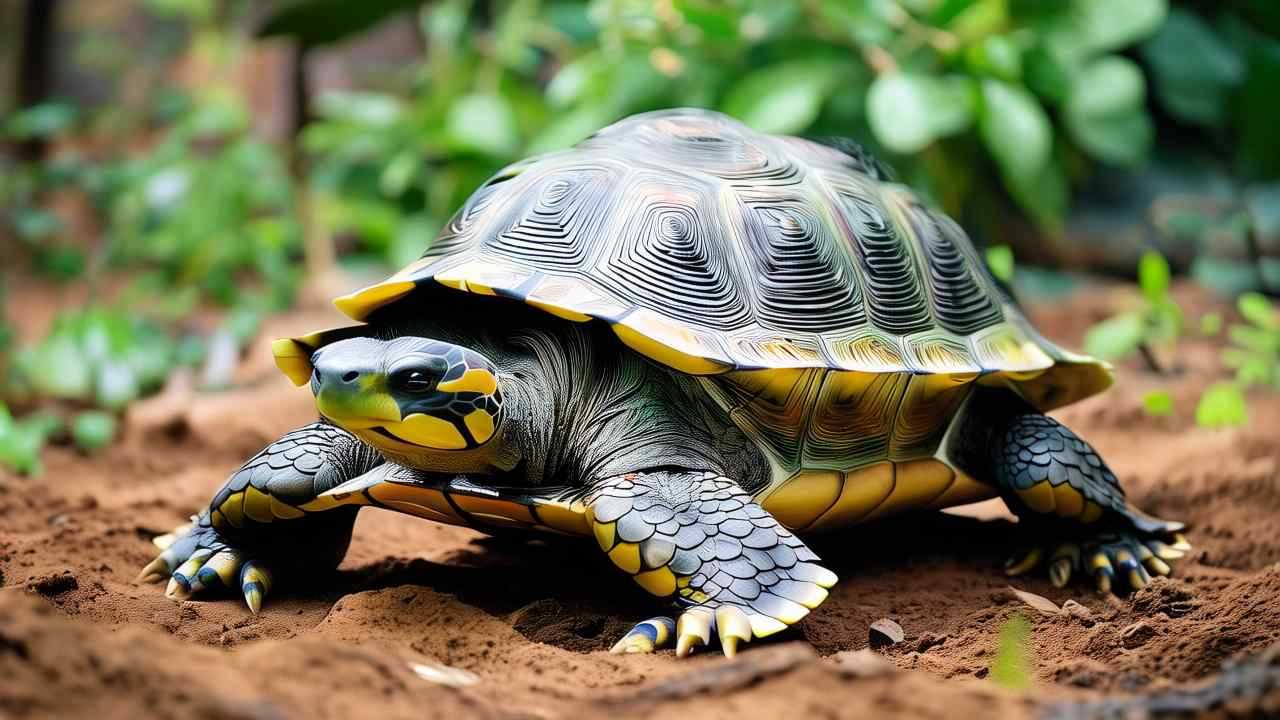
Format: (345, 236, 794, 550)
(294, 109, 1109, 429)
(321, 109, 1109, 408)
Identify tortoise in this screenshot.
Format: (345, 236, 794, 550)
(140, 108, 1190, 657)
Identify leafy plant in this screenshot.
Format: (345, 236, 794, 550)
(1221, 292, 1280, 389)
(990, 612, 1033, 691)
(1143, 389, 1175, 417)
(1084, 251, 1181, 369)
(282, 0, 1183, 263)
(1195, 381, 1248, 429)
(0, 403, 61, 476)
(11, 308, 184, 411)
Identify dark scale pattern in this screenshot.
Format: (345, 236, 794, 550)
(586, 470, 835, 630)
(833, 185, 933, 335)
(903, 202, 1003, 335)
(485, 167, 618, 272)
(210, 422, 381, 510)
(994, 414, 1126, 515)
(740, 196, 865, 333)
(598, 177, 753, 330)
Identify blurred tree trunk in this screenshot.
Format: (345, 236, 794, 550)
(286, 43, 342, 304)
(14, 0, 57, 162)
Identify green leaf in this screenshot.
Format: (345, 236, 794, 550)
(1068, 0, 1168, 56)
(985, 245, 1015, 284)
(1064, 56, 1152, 166)
(1141, 10, 1244, 127)
(1138, 250, 1170, 302)
(724, 61, 850, 136)
(991, 613, 1033, 691)
(1195, 382, 1248, 429)
(1238, 292, 1277, 330)
(978, 80, 1052, 182)
(256, 0, 424, 48)
(1236, 42, 1280, 178)
(1084, 312, 1145, 360)
(446, 94, 519, 157)
(1200, 312, 1223, 336)
(1142, 390, 1174, 417)
(5, 102, 77, 139)
(867, 74, 974, 154)
(72, 411, 118, 453)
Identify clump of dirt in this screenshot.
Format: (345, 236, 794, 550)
(2, 280, 1279, 719)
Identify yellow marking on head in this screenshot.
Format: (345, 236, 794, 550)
(1017, 481, 1057, 514)
(272, 339, 315, 386)
(593, 520, 617, 551)
(762, 469, 842, 531)
(270, 496, 305, 520)
(390, 413, 469, 450)
(532, 501, 590, 536)
(809, 462, 894, 530)
(608, 542, 642, 574)
(438, 368, 499, 395)
(333, 280, 416, 320)
(242, 487, 275, 524)
(633, 567, 677, 597)
(450, 494, 535, 524)
(1052, 482, 1085, 518)
(612, 317, 731, 375)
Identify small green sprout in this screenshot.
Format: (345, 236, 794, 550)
(71, 411, 118, 453)
(1195, 382, 1248, 429)
(1200, 312, 1222, 336)
(1142, 390, 1174, 417)
(0, 403, 62, 476)
(1221, 293, 1279, 389)
(986, 245, 1016, 285)
(990, 612, 1034, 692)
(1084, 251, 1182, 371)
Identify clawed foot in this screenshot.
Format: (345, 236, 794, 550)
(1006, 523, 1191, 595)
(137, 520, 274, 613)
(611, 604, 761, 658)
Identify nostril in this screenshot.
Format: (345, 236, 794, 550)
(341, 371, 359, 383)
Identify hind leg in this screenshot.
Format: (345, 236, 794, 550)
(955, 406, 1190, 595)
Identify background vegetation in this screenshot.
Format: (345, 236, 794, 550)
(2, 0, 1280, 471)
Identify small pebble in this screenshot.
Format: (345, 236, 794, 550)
(832, 648, 895, 678)
(869, 618, 905, 648)
(1120, 621, 1157, 649)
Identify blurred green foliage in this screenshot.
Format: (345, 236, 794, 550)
(991, 612, 1033, 691)
(1084, 250, 1180, 362)
(297, 0, 1189, 250)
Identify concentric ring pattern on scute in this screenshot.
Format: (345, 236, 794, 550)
(329, 108, 1112, 422)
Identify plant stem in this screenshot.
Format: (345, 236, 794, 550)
(1138, 342, 1165, 375)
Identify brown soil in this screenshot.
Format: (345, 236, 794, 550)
(2, 280, 1279, 719)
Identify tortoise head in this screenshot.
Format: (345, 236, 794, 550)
(309, 336, 507, 470)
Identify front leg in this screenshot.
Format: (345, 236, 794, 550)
(987, 413, 1190, 594)
(587, 470, 837, 657)
(138, 422, 382, 611)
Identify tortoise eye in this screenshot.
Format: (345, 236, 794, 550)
(392, 369, 435, 393)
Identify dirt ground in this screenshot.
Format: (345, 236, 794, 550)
(2, 279, 1279, 719)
